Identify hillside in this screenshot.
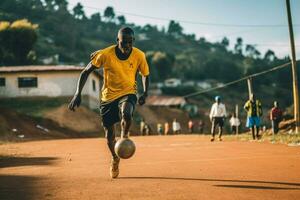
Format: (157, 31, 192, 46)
(0, 94, 298, 143)
(0, 107, 99, 141)
(0, 97, 193, 141)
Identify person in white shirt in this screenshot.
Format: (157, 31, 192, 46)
(229, 113, 240, 134)
(209, 96, 227, 141)
(172, 118, 181, 134)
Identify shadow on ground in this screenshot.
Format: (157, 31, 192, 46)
(0, 175, 45, 200)
(120, 177, 300, 190)
(0, 156, 58, 168)
(0, 156, 58, 199)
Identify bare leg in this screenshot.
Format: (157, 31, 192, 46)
(251, 126, 255, 139)
(218, 126, 223, 140)
(211, 119, 216, 141)
(120, 102, 134, 138)
(104, 125, 118, 159)
(256, 126, 260, 139)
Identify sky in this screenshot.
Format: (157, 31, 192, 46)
(67, 0, 300, 59)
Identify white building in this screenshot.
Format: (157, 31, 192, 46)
(164, 78, 182, 87)
(0, 65, 102, 109)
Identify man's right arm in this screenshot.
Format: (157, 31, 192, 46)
(68, 62, 97, 111)
(244, 101, 249, 111)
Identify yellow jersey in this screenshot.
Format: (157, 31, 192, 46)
(91, 45, 149, 102)
(244, 100, 262, 117)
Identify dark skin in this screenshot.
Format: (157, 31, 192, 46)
(68, 31, 149, 158)
(245, 94, 262, 139)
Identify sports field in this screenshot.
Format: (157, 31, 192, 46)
(1, 135, 300, 200)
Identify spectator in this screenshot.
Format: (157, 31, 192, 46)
(157, 123, 163, 135)
(188, 119, 194, 133)
(198, 120, 204, 134)
(140, 118, 146, 136)
(209, 96, 227, 141)
(270, 101, 283, 135)
(164, 122, 170, 135)
(229, 113, 240, 134)
(145, 123, 151, 135)
(244, 94, 263, 140)
(172, 118, 181, 134)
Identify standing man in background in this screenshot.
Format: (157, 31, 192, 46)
(188, 119, 194, 133)
(209, 96, 227, 141)
(244, 94, 262, 140)
(172, 118, 181, 134)
(140, 118, 146, 136)
(229, 113, 240, 134)
(270, 101, 283, 135)
(68, 27, 150, 179)
(164, 122, 170, 135)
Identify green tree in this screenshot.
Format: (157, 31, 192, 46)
(117, 15, 126, 25)
(0, 19, 38, 65)
(234, 37, 243, 55)
(45, 0, 55, 11)
(150, 51, 175, 80)
(245, 44, 256, 57)
(54, 0, 68, 11)
(167, 20, 183, 37)
(104, 6, 115, 22)
(264, 49, 276, 62)
(221, 37, 229, 49)
(73, 3, 86, 20)
(90, 12, 102, 26)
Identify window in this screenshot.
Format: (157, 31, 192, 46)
(92, 79, 96, 91)
(0, 78, 5, 86)
(18, 77, 38, 88)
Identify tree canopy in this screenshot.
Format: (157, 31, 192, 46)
(0, 19, 38, 65)
(0, 0, 296, 106)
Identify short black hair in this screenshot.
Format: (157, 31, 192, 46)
(118, 27, 134, 36)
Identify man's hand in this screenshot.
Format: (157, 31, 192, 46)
(138, 93, 147, 105)
(68, 94, 81, 111)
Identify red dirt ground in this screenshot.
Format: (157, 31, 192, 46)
(1, 135, 300, 200)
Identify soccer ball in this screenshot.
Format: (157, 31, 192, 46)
(115, 138, 136, 159)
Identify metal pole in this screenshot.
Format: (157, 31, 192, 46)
(247, 78, 253, 99)
(235, 104, 239, 135)
(286, 0, 300, 133)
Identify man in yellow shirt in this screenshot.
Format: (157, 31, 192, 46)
(68, 27, 150, 179)
(244, 94, 262, 140)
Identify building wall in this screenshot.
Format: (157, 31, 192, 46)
(0, 71, 101, 109)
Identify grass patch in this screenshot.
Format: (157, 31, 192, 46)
(264, 133, 300, 145)
(224, 132, 300, 146)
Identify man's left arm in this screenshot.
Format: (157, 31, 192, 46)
(138, 75, 149, 105)
(138, 52, 150, 105)
(258, 101, 263, 117)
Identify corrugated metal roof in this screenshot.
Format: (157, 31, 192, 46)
(0, 65, 84, 72)
(146, 95, 186, 106)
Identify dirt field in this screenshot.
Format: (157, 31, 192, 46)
(1, 135, 300, 200)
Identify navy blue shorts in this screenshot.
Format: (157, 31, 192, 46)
(99, 94, 137, 127)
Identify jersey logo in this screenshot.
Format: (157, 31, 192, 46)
(129, 62, 133, 68)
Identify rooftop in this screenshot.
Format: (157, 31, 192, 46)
(146, 95, 186, 106)
(0, 65, 84, 73)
